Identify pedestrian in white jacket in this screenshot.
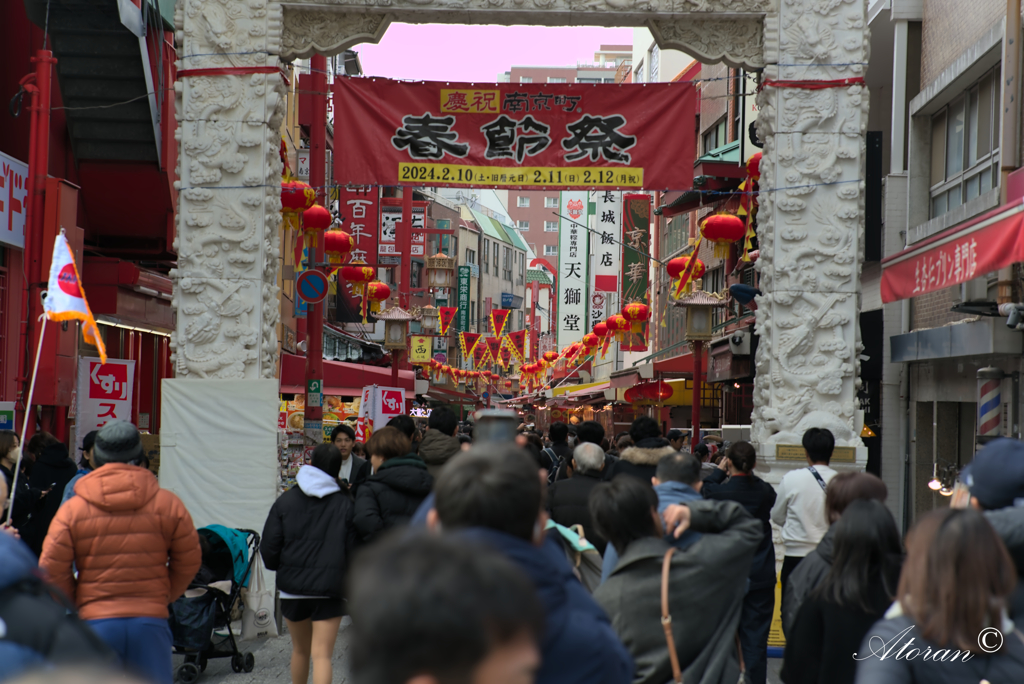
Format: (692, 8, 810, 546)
(769, 427, 837, 625)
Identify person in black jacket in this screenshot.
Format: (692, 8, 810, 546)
(0, 430, 46, 531)
(547, 442, 609, 554)
(261, 443, 356, 684)
(354, 426, 433, 544)
(781, 499, 902, 684)
(23, 433, 77, 555)
(604, 417, 676, 483)
(330, 424, 370, 497)
(701, 441, 777, 684)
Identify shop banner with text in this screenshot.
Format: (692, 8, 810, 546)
(333, 77, 696, 191)
(558, 191, 589, 349)
(621, 194, 651, 352)
(456, 269, 471, 331)
(76, 358, 135, 447)
(332, 186, 379, 323)
(880, 200, 1024, 303)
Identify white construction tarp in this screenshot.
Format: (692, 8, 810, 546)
(159, 379, 279, 535)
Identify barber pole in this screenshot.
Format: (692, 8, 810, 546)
(977, 367, 1005, 438)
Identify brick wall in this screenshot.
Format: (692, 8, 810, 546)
(909, 286, 975, 330)
(921, 0, 1003, 87)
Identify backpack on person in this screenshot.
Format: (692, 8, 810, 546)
(542, 448, 560, 483)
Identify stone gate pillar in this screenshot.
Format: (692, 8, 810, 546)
(171, 0, 286, 379)
(750, 0, 870, 472)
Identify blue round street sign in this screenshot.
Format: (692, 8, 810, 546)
(296, 270, 329, 304)
(482, 392, 490, 400)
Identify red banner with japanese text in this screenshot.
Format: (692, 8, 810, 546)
(332, 186, 379, 324)
(880, 200, 1024, 303)
(333, 77, 696, 191)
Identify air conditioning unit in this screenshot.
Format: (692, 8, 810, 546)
(729, 331, 751, 356)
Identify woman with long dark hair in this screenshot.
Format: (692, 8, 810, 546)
(854, 507, 1024, 683)
(781, 499, 902, 684)
(701, 441, 777, 684)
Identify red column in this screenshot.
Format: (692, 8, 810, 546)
(304, 55, 327, 440)
(691, 340, 703, 451)
(16, 50, 56, 438)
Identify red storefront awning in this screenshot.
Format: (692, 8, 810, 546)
(881, 199, 1024, 303)
(280, 353, 415, 397)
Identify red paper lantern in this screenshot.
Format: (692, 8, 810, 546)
(667, 255, 706, 298)
(582, 332, 600, 352)
(623, 386, 644, 403)
(700, 214, 746, 259)
(363, 280, 390, 323)
(542, 351, 560, 365)
(302, 204, 332, 249)
(324, 231, 354, 261)
(505, 380, 513, 390)
(281, 181, 315, 217)
(746, 151, 762, 181)
(593, 321, 609, 338)
(340, 262, 376, 298)
(606, 313, 631, 341)
(643, 380, 674, 401)
(622, 302, 651, 333)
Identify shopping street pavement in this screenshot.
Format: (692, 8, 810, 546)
(174, 618, 784, 684)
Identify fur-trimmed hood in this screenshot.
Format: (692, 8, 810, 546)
(619, 437, 677, 466)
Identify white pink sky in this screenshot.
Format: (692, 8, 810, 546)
(354, 25, 634, 83)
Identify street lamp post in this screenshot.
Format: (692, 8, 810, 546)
(674, 280, 727, 452)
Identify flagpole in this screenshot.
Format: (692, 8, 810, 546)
(4, 314, 46, 530)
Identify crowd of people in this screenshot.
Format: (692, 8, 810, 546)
(7, 410, 1024, 684)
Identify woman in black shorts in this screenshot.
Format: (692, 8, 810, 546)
(261, 443, 356, 684)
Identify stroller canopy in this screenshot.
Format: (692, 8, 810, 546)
(199, 525, 253, 587)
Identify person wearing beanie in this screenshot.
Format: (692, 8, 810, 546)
(39, 420, 201, 684)
(60, 430, 99, 506)
(963, 437, 1024, 619)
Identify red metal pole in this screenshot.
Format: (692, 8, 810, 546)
(303, 55, 327, 443)
(400, 187, 413, 309)
(17, 50, 56, 438)
(691, 340, 703, 451)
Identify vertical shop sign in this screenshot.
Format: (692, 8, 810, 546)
(457, 265, 471, 331)
(0, 151, 28, 249)
(621, 194, 651, 352)
(590, 190, 622, 292)
(333, 187, 380, 323)
(557, 191, 589, 348)
(76, 358, 136, 448)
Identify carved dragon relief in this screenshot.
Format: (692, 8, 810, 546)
(648, 17, 765, 70)
(280, 10, 393, 60)
(750, 0, 869, 448)
(172, 0, 286, 379)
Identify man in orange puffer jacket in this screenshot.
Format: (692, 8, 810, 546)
(40, 420, 202, 684)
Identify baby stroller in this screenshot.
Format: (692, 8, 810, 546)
(170, 526, 261, 683)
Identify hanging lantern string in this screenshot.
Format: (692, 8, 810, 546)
(551, 211, 670, 267)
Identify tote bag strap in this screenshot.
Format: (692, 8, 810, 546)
(661, 547, 682, 684)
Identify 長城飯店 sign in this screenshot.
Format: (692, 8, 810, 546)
(333, 78, 696, 191)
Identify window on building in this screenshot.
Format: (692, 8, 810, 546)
(931, 67, 1000, 219)
(517, 196, 530, 207)
(544, 244, 558, 256)
(465, 248, 476, 264)
(544, 221, 558, 232)
(517, 220, 529, 231)
(518, 311, 525, 329)
(547, 77, 567, 83)
(411, 261, 422, 288)
(649, 45, 660, 82)
(471, 301, 476, 329)
(483, 238, 490, 274)
(544, 197, 558, 208)
(494, 242, 500, 273)
(635, 60, 645, 84)
(732, 69, 743, 143)
(703, 118, 728, 153)
(707, 266, 728, 328)
(519, 76, 533, 83)
(503, 247, 512, 280)
(660, 214, 690, 258)
(519, 258, 525, 276)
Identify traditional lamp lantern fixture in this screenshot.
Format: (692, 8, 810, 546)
(643, 380, 674, 402)
(377, 305, 419, 350)
(425, 251, 456, 290)
(418, 304, 439, 335)
(699, 214, 746, 259)
(302, 203, 333, 248)
(675, 280, 727, 341)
